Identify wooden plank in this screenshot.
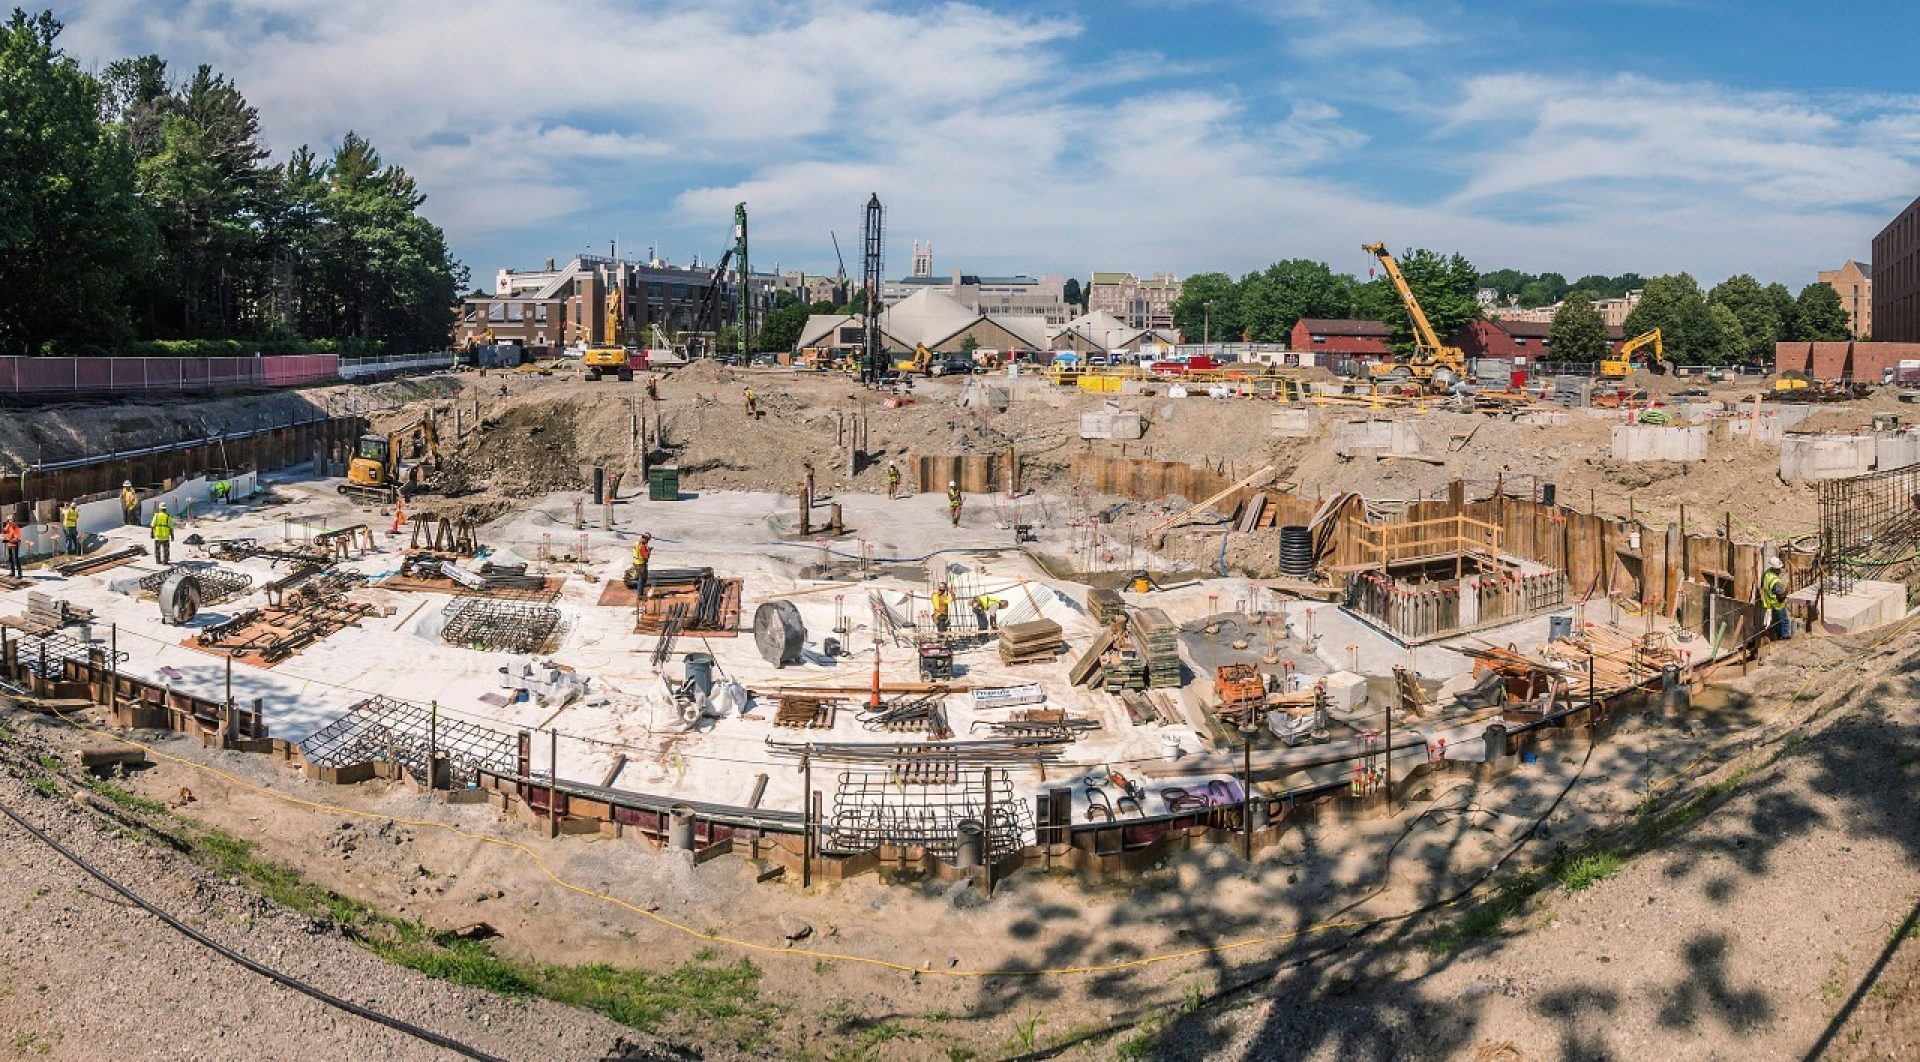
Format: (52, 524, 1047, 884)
(1148, 464, 1277, 533)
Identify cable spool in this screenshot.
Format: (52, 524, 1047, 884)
(157, 571, 203, 626)
(1279, 525, 1313, 579)
(752, 600, 806, 667)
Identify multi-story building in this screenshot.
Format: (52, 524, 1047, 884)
(1487, 289, 1640, 329)
(1088, 272, 1181, 330)
(1818, 260, 1873, 339)
(880, 270, 1070, 325)
(457, 254, 779, 353)
(1873, 197, 1920, 343)
(781, 271, 848, 308)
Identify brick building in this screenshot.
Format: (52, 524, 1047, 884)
(1817, 260, 1873, 338)
(454, 255, 778, 354)
(1289, 318, 1392, 357)
(1774, 341, 1920, 383)
(1088, 272, 1181, 330)
(1872, 197, 1920, 342)
(1456, 319, 1626, 360)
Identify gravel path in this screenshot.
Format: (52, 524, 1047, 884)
(0, 741, 680, 1061)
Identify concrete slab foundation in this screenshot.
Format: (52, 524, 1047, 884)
(1610, 424, 1707, 462)
(1790, 580, 1908, 634)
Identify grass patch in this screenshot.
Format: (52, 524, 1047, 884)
(178, 822, 774, 1041)
(1554, 851, 1623, 893)
(25, 773, 59, 797)
(86, 780, 170, 817)
(1427, 872, 1541, 954)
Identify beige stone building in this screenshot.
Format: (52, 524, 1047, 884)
(1818, 260, 1873, 338)
(1088, 272, 1181, 330)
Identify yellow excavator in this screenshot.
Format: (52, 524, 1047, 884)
(1600, 329, 1667, 379)
(892, 344, 934, 375)
(582, 278, 634, 381)
(340, 412, 442, 499)
(1362, 242, 1467, 390)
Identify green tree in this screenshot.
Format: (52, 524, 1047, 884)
(1706, 274, 1781, 363)
(1169, 271, 1239, 342)
(1706, 304, 1746, 365)
(1765, 282, 1797, 344)
(1547, 291, 1609, 362)
(1790, 282, 1851, 341)
(1477, 268, 1527, 302)
(1624, 273, 1714, 361)
(1062, 277, 1082, 311)
(1378, 247, 1481, 355)
(0, 9, 156, 352)
(757, 293, 811, 352)
(1237, 259, 1358, 342)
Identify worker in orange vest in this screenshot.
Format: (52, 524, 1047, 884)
(1, 516, 21, 578)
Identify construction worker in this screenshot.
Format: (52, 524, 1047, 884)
(802, 461, 816, 508)
(630, 532, 653, 593)
(1, 516, 20, 578)
(886, 461, 902, 500)
(971, 592, 1005, 631)
(930, 581, 953, 635)
(1761, 556, 1790, 640)
(743, 386, 757, 418)
(646, 375, 660, 401)
(947, 480, 962, 527)
(150, 502, 174, 565)
(213, 479, 231, 504)
(120, 480, 138, 525)
(59, 501, 80, 555)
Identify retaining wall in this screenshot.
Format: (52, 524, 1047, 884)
(1610, 424, 1708, 462)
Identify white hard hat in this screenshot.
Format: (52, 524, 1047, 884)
(157, 502, 167, 511)
(1767, 556, 1784, 571)
(123, 480, 132, 487)
(949, 480, 957, 487)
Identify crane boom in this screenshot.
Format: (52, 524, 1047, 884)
(1363, 242, 1443, 353)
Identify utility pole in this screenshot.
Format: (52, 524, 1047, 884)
(734, 203, 750, 360)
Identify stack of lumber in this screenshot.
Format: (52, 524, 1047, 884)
(997, 618, 1065, 665)
(774, 695, 837, 729)
(1101, 652, 1148, 691)
(3, 593, 94, 636)
(1087, 587, 1126, 626)
(1129, 608, 1182, 688)
(1546, 623, 1689, 694)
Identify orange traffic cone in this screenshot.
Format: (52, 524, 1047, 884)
(390, 496, 405, 535)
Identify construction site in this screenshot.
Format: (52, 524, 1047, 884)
(0, 292, 1915, 1057)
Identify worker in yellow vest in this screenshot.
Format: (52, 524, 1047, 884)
(886, 461, 902, 500)
(150, 502, 174, 565)
(930, 582, 953, 635)
(1760, 556, 1790, 640)
(743, 386, 757, 418)
(972, 593, 1005, 631)
(947, 480, 962, 526)
(120, 480, 138, 525)
(628, 532, 653, 593)
(60, 501, 80, 555)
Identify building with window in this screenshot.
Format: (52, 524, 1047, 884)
(1288, 318, 1393, 358)
(455, 255, 779, 353)
(1087, 272, 1181, 330)
(879, 270, 1069, 325)
(1873, 198, 1920, 342)
(1818, 260, 1873, 339)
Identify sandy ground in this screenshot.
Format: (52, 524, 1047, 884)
(4, 613, 1908, 1058)
(0, 726, 673, 1061)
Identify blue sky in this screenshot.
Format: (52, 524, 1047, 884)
(59, 0, 1920, 288)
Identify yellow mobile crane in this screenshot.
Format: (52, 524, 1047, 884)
(582, 276, 634, 381)
(340, 412, 442, 498)
(1362, 242, 1467, 390)
(1600, 329, 1667, 379)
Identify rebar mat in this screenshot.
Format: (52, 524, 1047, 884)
(826, 768, 1031, 858)
(138, 565, 254, 605)
(299, 694, 514, 786)
(441, 596, 562, 654)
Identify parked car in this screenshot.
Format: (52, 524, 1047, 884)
(934, 355, 979, 376)
(1149, 354, 1221, 376)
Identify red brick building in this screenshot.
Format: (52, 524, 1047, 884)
(1456, 319, 1626, 360)
(1774, 341, 1920, 383)
(1872, 196, 1920, 342)
(1290, 318, 1392, 357)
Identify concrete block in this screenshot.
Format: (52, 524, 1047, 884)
(1269, 407, 1313, 437)
(1079, 411, 1143, 440)
(1516, 410, 1570, 427)
(1320, 670, 1369, 712)
(1610, 424, 1707, 462)
(1875, 428, 1920, 470)
(1790, 580, 1907, 634)
(1333, 418, 1421, 457)
(1779, 434, 1876, 482)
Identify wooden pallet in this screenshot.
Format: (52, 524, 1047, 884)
(774, 695, 838, 729)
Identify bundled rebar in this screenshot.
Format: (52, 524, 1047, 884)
(440, 597, 561, 654)
(138, 565, 254, 605)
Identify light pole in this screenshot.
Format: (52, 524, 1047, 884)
(1204, 301, 1212, 350)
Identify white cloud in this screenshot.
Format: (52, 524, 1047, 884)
(52, 1, 1920, 286)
